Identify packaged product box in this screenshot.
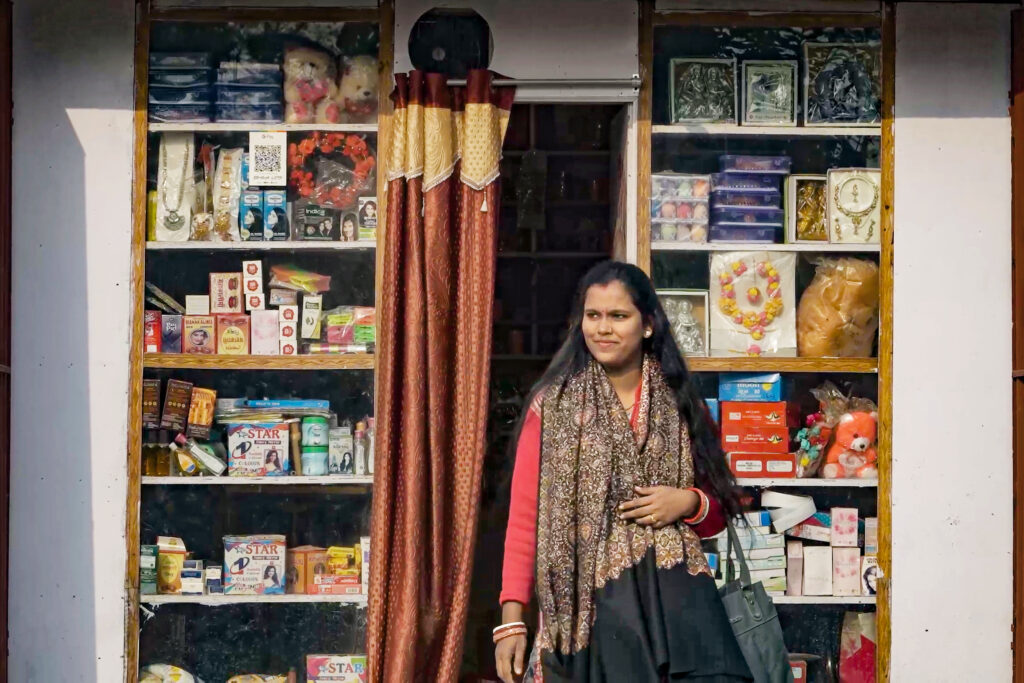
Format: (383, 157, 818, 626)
(705, 398, 719, 424)
(718, 373, 783, 402)
(269, 288, 297, 306)
(223, 534, 286, 595)
(299, 203, 340, 241)
(354, 307, 375, 345)
(801, 545, 833, 596)
(217, 314, 250, 355)
(360, 536, 370, 595)
(140, 545, 158, 595)
(744, 510, 772, 526)
(720, 401, 794, 428)
(306, 655, 367, 683)
(161, 314, 183, 353)
(263, 191, 289, 240)
(279, 321, 297, 342)
(721, 424, 789, 454)
(861, 555, 879, 596)
(863, 517, 878, 556)
(227, 422, 290, 476)
(205, 566, 223, 594)
(329, 427, 354, 475)
(311, 546, 361, 595)
(790, 660, 808, 681)
(185, 294, 210, 316)
(142, 379, 162, 429)
(358, 196, 378, 241)
(833, 547, 862, 596)
(302, 294, 323, 340)
(279, 305, 298, 323)
(209, 272, 243, 314)
(787, 511, 832, 543)
(830, 507, 859, 547)
(250, 309, 280, 355)
(242, 259, 263, 284)
(160, 379, 193, 432)
(182, 315, 216, 354)
(279, 339, 297, 356)
(714, 529, 784, 553)
(243, 273, 263, 296)
(727, 452, 796, 478)
(157, 536, 187, 595)
(144, 311, 162, 353)
(786, 540, 803, 597)
(185, 387, 217, 440)
(181, 559, 205, 596)
(245, 292, 266, 311)
(239, 189, 264, 240)
(286, 545, 327, 595)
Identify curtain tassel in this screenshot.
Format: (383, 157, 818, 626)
(480, 197, 488, 213)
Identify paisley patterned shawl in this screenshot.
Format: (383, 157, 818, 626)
(534, 355, 712, 656)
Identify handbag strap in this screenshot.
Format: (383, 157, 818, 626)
(725, 518, 753, 587)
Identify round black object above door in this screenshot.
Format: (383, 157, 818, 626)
(408, 8, 492, 78)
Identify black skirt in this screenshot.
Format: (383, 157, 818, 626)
(541, 548, 753, 683)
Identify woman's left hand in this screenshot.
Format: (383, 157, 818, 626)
(618, 486, 699, 529)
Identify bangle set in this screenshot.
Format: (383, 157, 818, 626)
(683, 487, 709, 525)
(492, 621, 528, 643)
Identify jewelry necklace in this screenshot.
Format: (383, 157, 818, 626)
(160, 135, 191, 231)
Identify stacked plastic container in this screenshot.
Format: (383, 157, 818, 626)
(650, 173, 711, 243)
(214, 62, 284, 123)
(710, 155, 791, 243)
(148, 53, 214, 123)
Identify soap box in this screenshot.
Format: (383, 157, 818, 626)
(140, 545, 158, 595)
(227, 422, 290, 476)
(306, 655, 367, 683)
(720, 401, 794, 428)
(721, 424, 789, 454)
(161, 314, 183, 354)
(728, 452, 796, 478)
(718, 373, 783, 401)
(223, 534, 286, 595)
(185, 294, 210, 316)
(182, 315, 216, 354)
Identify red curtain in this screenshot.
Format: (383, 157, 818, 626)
(368, 70, 515, 682)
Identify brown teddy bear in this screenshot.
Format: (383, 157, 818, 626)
(283, 46, 339, 124)
(796, 257, 879, 357)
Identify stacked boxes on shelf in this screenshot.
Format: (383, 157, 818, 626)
(148, 53, 214, 123)
(786, 508, 879, 598)
(215, 62, 284, 123)
(710, 155, 790, 243)
(650, 173, 711, 243)
(709, 509, 788, 596)
(718, 372, 796, 478)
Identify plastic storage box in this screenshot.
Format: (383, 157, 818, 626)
(149, 69, 214, 88)
(651, 173, 711, 199)
(652, 219, 709, 243)
(711, 173, 781, 191)
(217, 62, 283, 86)
(215, 84, 283, 105)
(712, 206, 785, 226)
(214, 103, 284, 123)
(719, 155, 792, 174)
(652, 197, 710, 221)
(150, 52, 212, 69)
(149, 85, 213, 105)
(709, 225, 782, 243)
(149, 103, 212, 123)
(711, 188, 782, 207)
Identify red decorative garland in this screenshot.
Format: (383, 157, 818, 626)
(288, 132, 376, 209)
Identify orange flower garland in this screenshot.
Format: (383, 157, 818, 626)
(288, 132, 376, 209)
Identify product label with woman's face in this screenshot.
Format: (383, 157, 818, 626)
(581, 281, 646, 370)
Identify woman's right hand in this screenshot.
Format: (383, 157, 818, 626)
(495, 632, 527, 683)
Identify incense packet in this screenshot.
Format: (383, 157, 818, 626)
(186, 387, 217, 440)
(160, 379, 193, 432)
(142, 379, 162, 429)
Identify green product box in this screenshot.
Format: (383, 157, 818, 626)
(141, 545, 158, 595)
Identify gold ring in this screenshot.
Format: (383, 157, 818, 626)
(648, 514, 658, 525)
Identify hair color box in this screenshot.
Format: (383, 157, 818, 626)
(833, 547, 862, 596)
(223, 534, 286, 595)
(306, 655, 367, 683)
(140, 545, 158, 595)
(861, 555, 879, 596)
(286, 545, 327, 595)
(227, 422, 290, 476)
(239, 189, 264, 241)
(802, 546, 833, 596)
(263, 190, 289, 240)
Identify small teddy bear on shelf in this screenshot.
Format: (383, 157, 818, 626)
(822, 410, 878, 479)
(334, 54, 379, 123)
(283, 46, 339, 124)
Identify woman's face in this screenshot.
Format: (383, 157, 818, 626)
(581, 280, 646, 371)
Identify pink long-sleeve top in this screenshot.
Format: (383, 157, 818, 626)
(499, 391, 726, 606)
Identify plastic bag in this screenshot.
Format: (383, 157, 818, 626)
(313, 157, 371, 209)
(268, 264, 331, 295)
(796, 381, 876, 478)
(322, 306, 375, 345)
(797, 257, 879, 357)
(189, 142, 215, 241)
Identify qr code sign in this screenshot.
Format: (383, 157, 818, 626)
(248, 131, 287, 187)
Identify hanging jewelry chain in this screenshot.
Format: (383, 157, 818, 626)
(159, 135, 191, 231)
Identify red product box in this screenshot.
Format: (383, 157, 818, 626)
(721, 424, 789, 453)
(209, 273, 243, 314)
(720, 401, 794, 428)
(728, 452, 796, 478)
(790, 660, 807, 681)
(312, 574, 362, 596)
(144, 311, 162, 353)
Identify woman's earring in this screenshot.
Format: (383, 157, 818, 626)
(644, 329, 652, 338)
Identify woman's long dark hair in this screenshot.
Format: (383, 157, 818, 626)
(513, 260, 744, 520)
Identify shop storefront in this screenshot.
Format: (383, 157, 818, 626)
(5, 1, 1018, 682)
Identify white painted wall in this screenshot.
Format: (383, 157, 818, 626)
(9, 0, 135, 681)
(892, 4, 1013, 681)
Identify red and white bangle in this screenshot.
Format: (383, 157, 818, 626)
(683, 487, 709, 525)
(492, 621, 528, 643)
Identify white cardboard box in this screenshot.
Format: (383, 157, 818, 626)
(802, 546, 833, 596)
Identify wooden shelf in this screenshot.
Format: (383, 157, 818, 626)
(652, 241, 880, 253)
(772, 596, 876, 605)
(142, 476, 373, 486)
(737, 478, 878, 488)
(652, 124, 881, 137)
(143, 353, 374, 370)
(141, 594, 367, 606)
(149, 122, 378, 133)
(687, 357, 877, 373)
(146, 241, 374, 251)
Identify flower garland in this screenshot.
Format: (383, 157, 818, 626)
(717, 258, 785, 356)
(288, 132, 376, 209)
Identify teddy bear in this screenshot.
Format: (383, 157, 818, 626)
(796, 257, 879, 357)
(283, 46, 339, 124)
(822, 411, 878, 479)
(334, 54, 379, 124)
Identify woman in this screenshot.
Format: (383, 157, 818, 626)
(263, 564, 280, 589)
(494, 261, 751, 683)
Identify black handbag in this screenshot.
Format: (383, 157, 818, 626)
(720, 521, 795, 683)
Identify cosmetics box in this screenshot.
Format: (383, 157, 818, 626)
(216, 314, 250, 355)
(223, 534, 286, 595)
(718, 373, 783, 401)
(711, 188, 781, 208)
(300, 203, 340, 241)
(160, 379, 193, 432)
(302, 294, 323, 340)
(329, 427, 354, 475)
(787, 511, 832, 543)
(724, 546, 786, 561)
(263, 190, 289, 240)
(725, 563, 786, 582)
(711, 173, 780, 191)
(306, 655, 367, 683)
(181, 559, 205, 596)
(269, 288, 297, 306)
(864, 517, 879, 556)
(360, 536, 371, 595)
(185, 295, 210, 316)
(142, 379, 162, 429)
(280, 339, 297, 356)
(238, 190, 264, 241)
(786, 540, 803, 596)
(205, 566, 223, 594)
(358, 197, 378, 241)
(721, 424, 789, 454)
(185, 387, 216, 440)
(227, 422, 290, 476)
(732, 555, 786, 572)
(728, 452, 795, 479)
(245, 292, 265, 311)
(161, 314, 183, 353)
(286, 545, 327, 595)
(861, 555, 879, 595)
(250, 309, 279, 355)
(719, 154, 792, 175)
(833, 547, 861, 596)
(830, 507, 859, 547)
(279, 321, 297, 344)
(144, 311, 162, 353)
(183, 315, 216, 354)
(714, 530, 784, 553)
(706, 398, 720, 424)
(802, 546, 833, 596)
(744, 510, 771, 526)
(279, 305, 298, 323)
(651, 218, 708, 243)
(209, 273, 243, 314)
(720, 401, 793, 428)
(242, 259, 263, 286)
(140, 545, 158, 595)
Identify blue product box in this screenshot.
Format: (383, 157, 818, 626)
(705, 398, 720, 424)
(744, 510, 772, 526)
(263, 191, 289, 240)
(239, 190, 264, 240)
(245, 398, 331, 410)
(718, 373, 783, 402)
